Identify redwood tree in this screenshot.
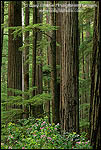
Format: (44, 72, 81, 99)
(90, 2, 101, 149)
(32, 1, 37, 97)
(8, 1, 22, 97)
(23, 1, 29, 119)
(31, 1, 37, 116)
(31, 1, 43, 117)
(24, 1, 29, 99)
(60, 1, 79, 133)
(34, 1, 44, 117)
(44, 1, 51, 122)
(50, 1, 59, 124)
(56, 1, 62, 124)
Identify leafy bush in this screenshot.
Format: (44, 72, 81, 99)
(1, 117, 92, 149)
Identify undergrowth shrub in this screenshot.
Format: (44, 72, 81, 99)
(1, 116, 92, 149)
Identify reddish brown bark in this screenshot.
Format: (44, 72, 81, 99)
(60, 1, 79, 133)
(8, 1, 22, 96)
(90, 2, 101, 149)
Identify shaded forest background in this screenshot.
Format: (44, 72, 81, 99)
(1, 1, 101, 149)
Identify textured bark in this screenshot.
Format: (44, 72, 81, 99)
(8, 1, 22, 96)
(32, 1, 37, 97)
(31, 1, 37, 116)
(60, 1, 79, 133)
(44, 1, 51, 123)
(44, 79, 50, 122)
(50, 1, 59, 124)
(22, 4, 24, 96)
(23, 1, 29, 119)
(56, 2, 61, 78)
(35, 1, 44, 117)
(90, 2, 101, 149)
(7, 2, 22, 119)
(24, 1, 29, 98)
(32, 1, 44, 117)
(35, 1, 43, 96)
(56, 1, 62, 124)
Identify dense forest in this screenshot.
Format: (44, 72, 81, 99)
(1, 1, 101, 149)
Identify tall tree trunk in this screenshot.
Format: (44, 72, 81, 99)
(56, 1, 62, 124)
(60, 1, 79, 133)
(34, 1, 44, 117)
(7, 1, 22, 118)
(31, 1, 37, 116)
(23, 1, 29, 119)
(50, 1, 59, 124)
(8, 1, 22, 96)
(31, 1, 44, 118)
(24, 1, 29, 99)
(22, 3, 24, 97)
(32, 1, 37, 97)
(44, 2, 51, 123)
(90, 2, 101, 149)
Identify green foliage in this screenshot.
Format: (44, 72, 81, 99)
(1, 87, 52, 134)
(74, 141, 92, 149)
(80, 103, 90, 111)
(1, 86, 52, 143)
(2, 88, 52, 109)
(43, 65, 51, 74)
(1, 118, 92, 149)
(7, 23, 58, 39)
(56, 41, 61, 47)
(79, 1, 95, 24)
(78, 1, 94, 134)
(80, 118, 90, 128)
